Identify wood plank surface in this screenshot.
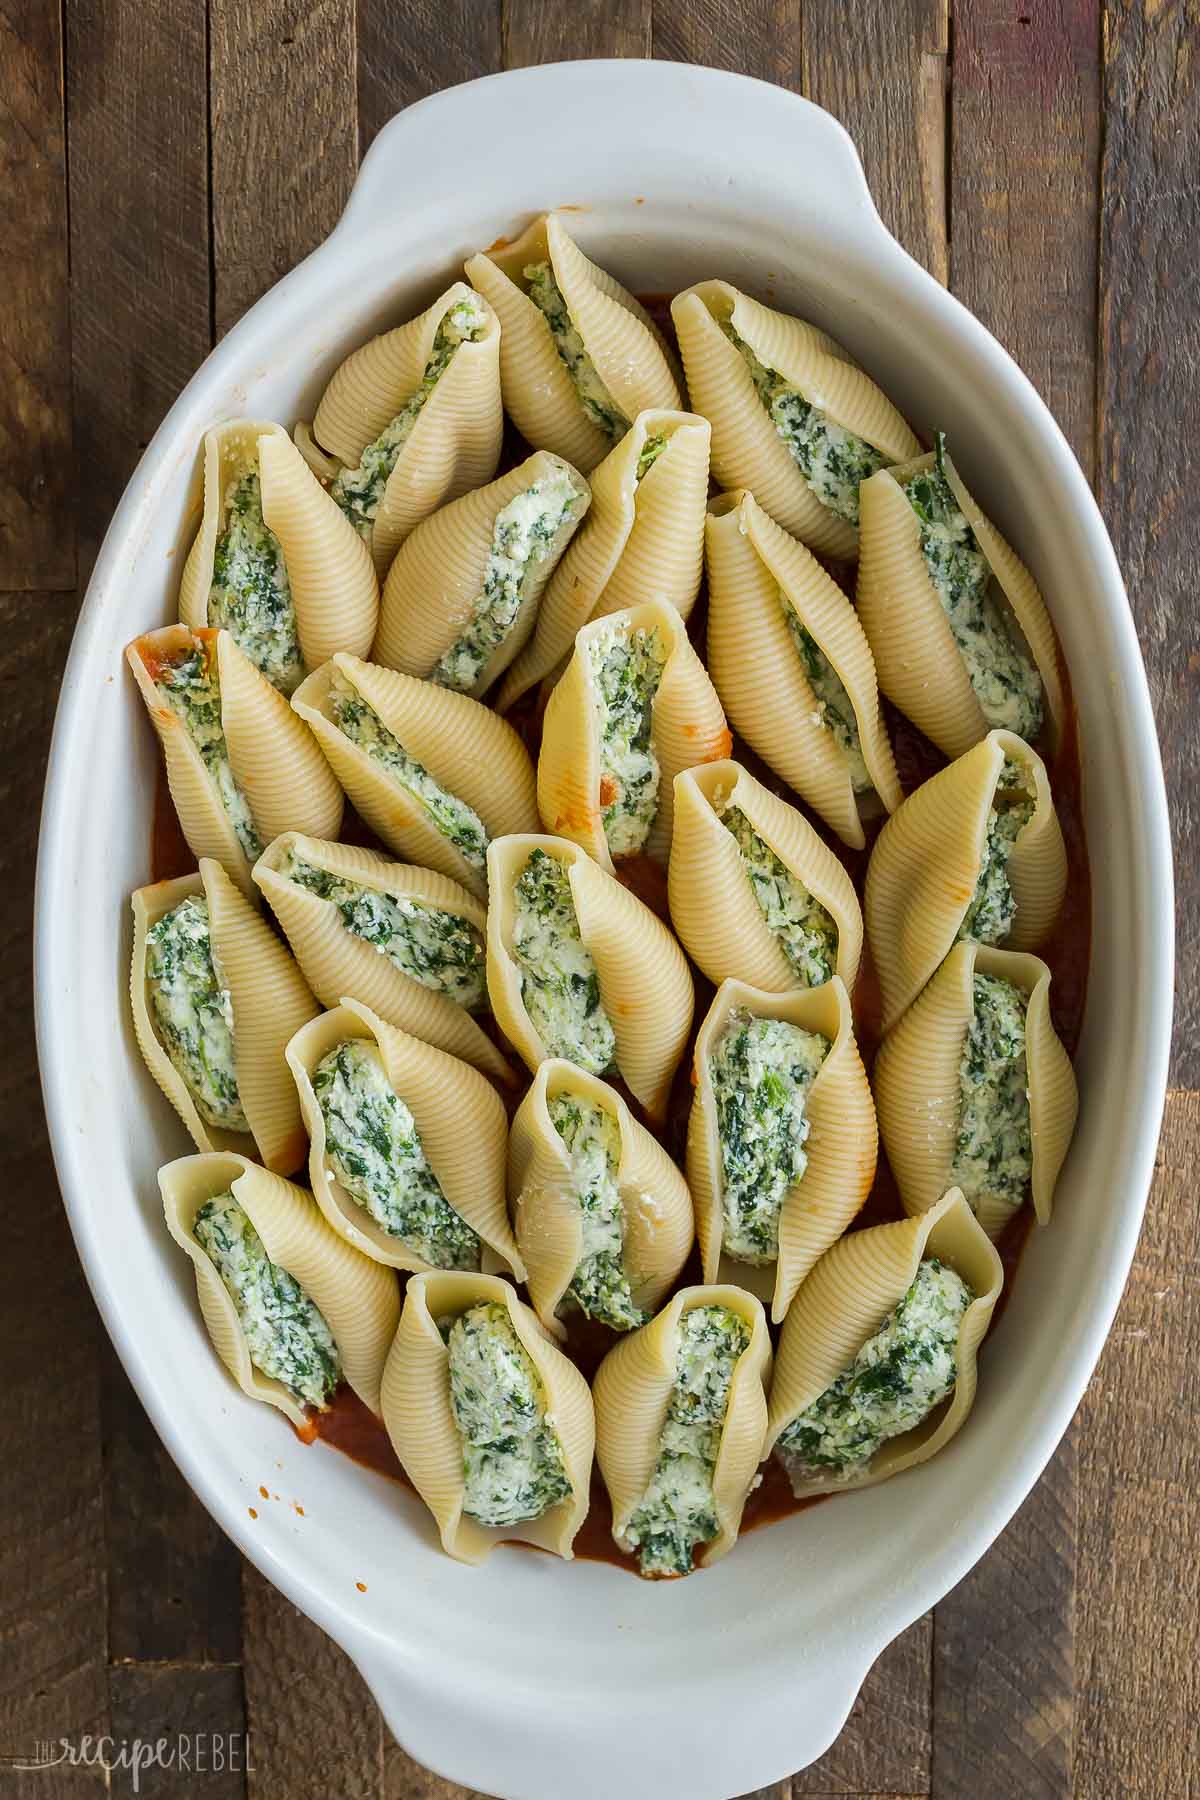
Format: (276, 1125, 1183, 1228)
(504, 0, 652, 64)
(357, 1, 502, 151)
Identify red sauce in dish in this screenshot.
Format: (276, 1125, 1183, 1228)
(311, 1385, 409, 1484)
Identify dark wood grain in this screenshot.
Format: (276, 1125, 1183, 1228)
(503, 0, 652, 65)
(1095, 0, 1199, 1089)
(0, 1, 74, 590)
(107, 1665, 247, 1800)
(653, 0, 802, 86)
(927, 7, 1102, 1794)
(357, 1, 502, 151)
(210, 0, 360, 336)
(793, 1619, 931, 1796)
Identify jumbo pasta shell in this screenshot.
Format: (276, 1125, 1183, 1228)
(537, 599, 730, 870)
(686, 978, 876, 1322)
(486, 834, 694, 1122)
(304, 282, 504, 577)
(291, 653, 538, 900)
(671, 281, 919, 556)
(592, 1284, 771, 1569)
(130, 860, 320, 1174)
(496, 410, 711, 710)
(669, 761, 863, 993)
(178, 419, 378, 681)
(764, 1190, 1003, 1495)
(253, 833, 513, 1084)
(704, 491, 900, 849)
(215, 631, 344, 843)
(380, 1270, 595, 1564)
(874, 943, 1078, 1237)
(465, 213, 681, 472)
(864, 729, 1067, 1031)
(373, 450, 590, 693)
(856, 449, 1066, 758)
(508, 1060, 694, 1339)
(160, 1150, 400, 1426)
(286, 999, 522, 1276)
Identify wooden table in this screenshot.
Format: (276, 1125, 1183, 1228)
(3, 4, 1195, 1796)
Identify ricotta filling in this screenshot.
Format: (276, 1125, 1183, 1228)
(959, 758, 1035, 945)
(709, 1010, 829, 1264)
(547, 1093, 644, 1332)
(721, 321, 886, 526)
(313, 1040, 481, 1268)
(587, 620, 668, 858)
(331, 292, 489, 534)
(431, 470, 581, 693)
(511, 849, 617, 1075)
(775, 1259, 972, 1487)
(949, 973, 1032, 1224)
(194, 1189, 341, 1409)
(623, 1305, 750, 1578)
(281, 853, 486, 1010)
(328, 668, 489, 875)
(153, 641, 261, 862)
(208, 468, 304, 694)
(446, 1302, 572, 1527)
(145, 896, 249, 1133)
(780, 599, 872, 793)
(721, 801, 839, 987)
(523, 261, 629, 441)
(904, 435, 1043, 740)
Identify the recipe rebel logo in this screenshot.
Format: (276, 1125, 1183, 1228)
(1, 1732, 255, 1789)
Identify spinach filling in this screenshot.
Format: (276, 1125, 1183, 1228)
(780, 601, 872, 793)
(145, 896, 248, 1133)
(313, 1039, 481, 1268)
(949, 973, 1032, 1224)
(523, 260, 630, 440)
(153, 641, 261, 861)
(446, 1302, 572, 1527)
(720, 320, 886, 526)
(511, 849, 617, 1075)
(709, 1010, 828, 1263)
(194, 1189, 341, 1409)
(624, 1305, 750, 1578)
(959, 758, 1034, 945)
(208, 468, 304, 694)
(721, 802, 839, 986)
(328, 668, 489, 874)
(548, 1093, 644, 1332)
(281, 853, 486, 1010)
(904, 434, 1043, 739)
(635, 432, 668, 480)
(587, 621, 667, 857)
(431, 470, 581, 693)
(776, 1259, 972, 1484)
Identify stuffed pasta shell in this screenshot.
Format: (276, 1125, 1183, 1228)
(686, 979, 876, 1323)
(874, 944, 1078, 1239)
(856, 433, 1066, 757)
(381, 1271, 594, 1564)
(508, 1060, 693, 1339)
(286, 998, 522, 1277)
(252, 833, 512, 1084)
(669, 761, 863, 993)
(496, 410, 710, 710)
(127, 625, 343, 900)
(374, 451, 590, 695)
(130, 860, 319, 1174)
(672, 280, 919, 557)
(865, 729, 1067, 1030)
(291, 653, 538, 901)
(485, 835, 693, 1122)
(465, 212, 681, 471)
(537, 600, 730, 871)
(296, 283, 503, 578)
(764, 1190, 1002, 1496)
(593, 1285, 771, 1577)
(179, 419, 378, 692)
(161, 1150, 399, 1427)
(705, 490, 901, 849)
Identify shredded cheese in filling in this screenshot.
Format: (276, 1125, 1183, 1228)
(153, 640, 261, 861)
(524, 261, 629, 440)
(721, 801, 839, 986)
(510, 849, 617, 1074)
(779, 599, 873, 793)
(959, 758, 1035, 945)
(547, 1093, 644, 1331)
(145, 896, 248, 1133)
(949, 973, 1032, 1225)
(446, 1302, 571, 1527)
(208, 468, 304, 693)
(587, 620, 668, 858)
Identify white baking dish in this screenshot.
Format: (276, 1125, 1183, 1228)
(35, 60, 1172, 1799)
